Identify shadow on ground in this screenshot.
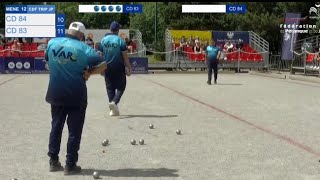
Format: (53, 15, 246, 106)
(80, 168, 179, 177)
(118, 115, 178, 119)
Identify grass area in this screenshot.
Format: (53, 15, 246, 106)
(147, 55, 164, 63)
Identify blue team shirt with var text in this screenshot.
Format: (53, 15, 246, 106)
(99, 34, 127, 71)
(45, 35, 103, 106)
(206, 45, 220, 61)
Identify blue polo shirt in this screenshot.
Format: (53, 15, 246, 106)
(206, 45, 220, 62)
(99, 34, 127, 72)
(45, 35, 103, 106)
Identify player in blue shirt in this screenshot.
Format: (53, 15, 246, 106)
(45, 22, 107, 175)
(205, 39, 221, 85)
(98, 21, 132, 116)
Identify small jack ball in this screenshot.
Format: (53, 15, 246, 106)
(139, 139, 144, 145)
(93, 171, 99, 179)
(131, 139, 136, 145)
(102, 139, 109, 146)
(176, 130, 181, 135)
(149, 124, 154, 129)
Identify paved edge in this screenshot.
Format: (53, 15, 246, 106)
(249, 71, 287, 79)
(288, 75, 320, 84)
(148, 70, 236, 74)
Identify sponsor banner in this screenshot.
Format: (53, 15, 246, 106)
(3, 57, 33, 74)
(169, 30, 212, 45)
(281, 13, 301, 60)
(33, 57, 49, 73)
(0, 57, 4, 73)
(212, 31, 249, 47)
(129, 57, 148, 74)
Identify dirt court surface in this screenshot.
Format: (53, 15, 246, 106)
(0, 73, 320, 180)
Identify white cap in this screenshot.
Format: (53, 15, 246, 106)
(69, 22, 86, 34)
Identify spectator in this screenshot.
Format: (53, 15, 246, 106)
(11, 39, 22, 53)
(0, 37, 6, 46)
(224, 41, 234, 52)
(18, 38, 24, 44)
(125, 36, 133, 53)
(194, 40, 203, 54)
(179, 36, 187, 51)
(85, 33, 94, 47)
(236, 39, 244, 50)
(195, 36, 201, 45)
(187, 34, 194, 47)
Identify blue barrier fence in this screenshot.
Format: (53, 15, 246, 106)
(0, 57, 148, 74)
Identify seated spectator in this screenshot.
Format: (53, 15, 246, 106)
(125, 36, 133, 53)
(11, 39, 22, 53)
(195, 36, 201, 45)
(187, 34, 194, 47)
(85, 33, 94, 47)
(194, 41, 203, 54)
(224, 41, 234, 52)
(0, 37, 6, 46)
(179, 36, 187, 51)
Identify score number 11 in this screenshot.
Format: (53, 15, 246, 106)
(56, 14, 66, 37)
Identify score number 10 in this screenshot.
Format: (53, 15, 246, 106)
(56, 14, 66, 37)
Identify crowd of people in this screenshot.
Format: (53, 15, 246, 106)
(174, 35, 244, 58)
(0, 33, 136, 57)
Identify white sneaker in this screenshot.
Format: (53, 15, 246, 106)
(109, 110, 115, 116)
(109, 102, 120, 116)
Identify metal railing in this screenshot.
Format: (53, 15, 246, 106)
(294, 35, 320, 52)
(129, 29, 146, 57)
(165, 29, 175, 62)
(249, 31, 269, 68)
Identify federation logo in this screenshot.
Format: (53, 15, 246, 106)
(16, 62, 23, 69)
(227, 32, 234, 39)
(8, 62, 15, 69)
(309, 3, 320, 19)
(24, 62, 30, 69)
(132, 61, 138, 67)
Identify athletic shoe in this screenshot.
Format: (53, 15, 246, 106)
(109, 102, 120, 116)
(49, 159, 63, 172)
(64, 165, 81, 175)
(214, 80, 217, 84)
(207, 81, 211, 85)
(109, 110, 115, 116)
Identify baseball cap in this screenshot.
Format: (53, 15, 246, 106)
(110, 21, 121, 31)
(69, 22, 86, 34)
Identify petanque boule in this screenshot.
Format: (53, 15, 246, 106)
(102, 139, 109, 146)
(139, 139, 144, 145)
(149, 124, 154, 129)
(93, 171, 99, 179)
(176, 130, 182, 135)
(131, 139, 136, 145)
